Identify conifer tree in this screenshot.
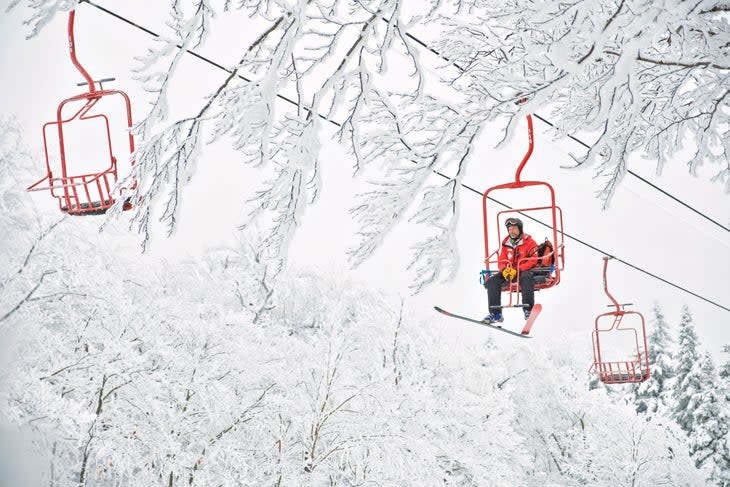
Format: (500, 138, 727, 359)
(689, 353, 730, 486)
(672, 306, 730, 485)
(633, 303, 675, 418)
(719, 345, 730, 411)
(673, 305, 701, 433)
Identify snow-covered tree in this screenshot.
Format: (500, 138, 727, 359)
(719, 344, 730, 434)
(673, 306, 703, 431)
(0, 115, 73, 344)
(672, 305, 730, 484)
(505, 345, 702, 486)
(436, 0, 730, 206)
(720, 344, 730, 382)
(631, 303, 675, 419)
(10, 0, 729, 292)
(689, 353, 730, 486)
(1, 217, 705, 486)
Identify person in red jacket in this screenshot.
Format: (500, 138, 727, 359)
(483, 217, 538, 323)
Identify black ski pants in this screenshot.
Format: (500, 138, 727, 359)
(487, 270, 534, 313)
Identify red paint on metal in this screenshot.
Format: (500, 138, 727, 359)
(28, 10, 136, 215)
(68, 10, 95, 94)
(590, 258, 651, 384)
(514, 114, 533, 183)
(481, 115, 565, 305)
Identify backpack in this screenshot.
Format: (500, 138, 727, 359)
(531, 239, 554, 268)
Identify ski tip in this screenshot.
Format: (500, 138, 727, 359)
(434, 306, 453, 317)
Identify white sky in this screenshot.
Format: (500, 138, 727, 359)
(1, 1, 728, 364)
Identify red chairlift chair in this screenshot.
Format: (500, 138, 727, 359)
(27, 9, 135, 215)
(480, 112, 566, 331)
(590, 257, 651, 384)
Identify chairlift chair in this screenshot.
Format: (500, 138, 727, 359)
(27, 10, 135, 215)
(480, 112, 566, 312)
(590, 257, 651, 384)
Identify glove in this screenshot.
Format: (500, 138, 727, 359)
(502, 267, 517, 281)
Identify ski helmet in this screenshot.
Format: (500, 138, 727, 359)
(505, 217, 523, 231)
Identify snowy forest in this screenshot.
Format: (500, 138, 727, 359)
(2, 0, 730, 485)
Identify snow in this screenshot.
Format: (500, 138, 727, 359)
(1, 0, 729, 484)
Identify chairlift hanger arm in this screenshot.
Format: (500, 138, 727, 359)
(515, 114, 534, 183)
(68, 10, 95, 94)
(602, 256, 622, 313)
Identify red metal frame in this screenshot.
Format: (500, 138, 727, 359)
(27, 10, 135, 215)
(590, 257, 650, 384)
(481, 114, 565, 308)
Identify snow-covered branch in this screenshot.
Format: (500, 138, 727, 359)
(407, 123, 478, 293)
(437, 0, 730, 206)
(347, 94, 477, 291)
(6, 0, 79, 38)
(12, 0, 730, 293)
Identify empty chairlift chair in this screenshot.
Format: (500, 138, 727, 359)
(27, 9, 136, 215)
(590, 257, 651, 384)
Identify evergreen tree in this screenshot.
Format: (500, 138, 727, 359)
(673, 305, 702, 433)
(717, 345, 730, 420)
(720, 345, 730, 407)
(672, 306, 730, 485)
(633, 303, 675, 419)
(720, 345, 730, 386)
(720, 344, 730, 478)
(688, 354, 730, 486)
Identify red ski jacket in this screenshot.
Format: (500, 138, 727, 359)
(498, 233, 539, 272)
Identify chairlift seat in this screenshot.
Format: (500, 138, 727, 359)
(498, 267, 555, 290)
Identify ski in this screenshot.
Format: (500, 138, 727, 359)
(434, 306, 532, 339)
(520, 303, 542, 335)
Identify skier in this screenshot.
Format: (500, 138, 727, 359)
(483, 217, 538, 324)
